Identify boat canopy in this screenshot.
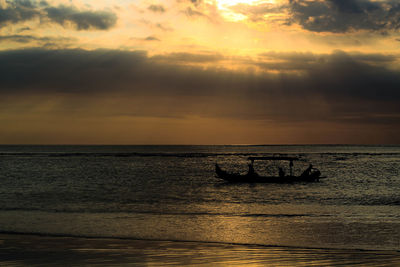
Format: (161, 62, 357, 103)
(248, 156, 299, 161)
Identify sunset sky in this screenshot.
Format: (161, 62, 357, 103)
(1, 0, 400, 144)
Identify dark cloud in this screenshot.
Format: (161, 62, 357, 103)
(220, 0, 400, 33)
(0, 34, 74, 44)
(16, 26, 32, 32)
(177, 0, 203, 7)
(0, 0, 117, 30)
(45, 5, 117, 30)
(130, 36, 161, 42)
(177, 0, 220, 22)
(187, 0, 202, 6)
(152, 52, 223, 63)
(145, 36, 160, 41)
(148, 4, 166, 13)
(300, 50, 400, 103)
(288, 0, 400, 33)
(258, 51, 397, 71)
(39, 0, 49, 7)
(0, 48, 399, 126)
(0, 0, 40, 27)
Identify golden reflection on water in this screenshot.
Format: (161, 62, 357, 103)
(1, 234, 400, 266)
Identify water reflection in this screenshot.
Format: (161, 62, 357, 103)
(1, 234, 399, 266)
(0, 207, 398, 251)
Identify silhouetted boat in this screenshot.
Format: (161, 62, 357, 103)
(215, 156, 323, 183)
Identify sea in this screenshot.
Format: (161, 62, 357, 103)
(0, 145, 399, 252)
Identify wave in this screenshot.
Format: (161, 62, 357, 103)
(124, 211, 322, 218)
(0, 230, 397, 253)
(358, 198, 400, 206)
(0, 208, 322, 218)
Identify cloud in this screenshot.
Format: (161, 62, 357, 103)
(0, 48, 399, 126)
(0, 0, 40, 27)
(178, 0, 216, 20)
(45, 5, 117, 30)
(148, 4, 166, 13)
(130, 35, 161, 42)
(155, 23, 173, 31)
(183, 7, 207, 18)
(0, 34, 75, 48)
(139, 20, 174, 32)
(0, 0, 117, 30)
(231, 3, 282, 15)
(186, 0, 202, 6)
(217, 0, 400, 33)
(288, 0, 400, 33)
(145, 36, 160, 41)
(152, 52, 223, 63)
(16, 26, 32, 33)
(257, 50, 397, 71)
(229, 2, 286, 22)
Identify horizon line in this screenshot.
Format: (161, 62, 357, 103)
(0, 144, 399, 146)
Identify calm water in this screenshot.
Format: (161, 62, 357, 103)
(0, 145, 399, 251)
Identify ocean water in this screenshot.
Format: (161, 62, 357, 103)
(0, 145, 399, 251)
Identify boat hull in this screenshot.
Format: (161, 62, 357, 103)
(215, 164, 321, 183)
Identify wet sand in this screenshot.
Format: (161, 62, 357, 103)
(0, 234, 399, 266)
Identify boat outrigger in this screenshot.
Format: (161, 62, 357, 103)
(215, 156, 323, 183)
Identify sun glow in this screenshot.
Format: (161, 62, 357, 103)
(216, 0, 276, 8)
(211, 0, 277, 21)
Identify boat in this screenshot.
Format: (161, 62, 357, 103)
(215, 156, 323, 183)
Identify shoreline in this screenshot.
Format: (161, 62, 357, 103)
(1, 233, 400, 266)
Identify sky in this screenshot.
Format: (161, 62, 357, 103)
(1, 0, 400, 144)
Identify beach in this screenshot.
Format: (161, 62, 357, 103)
(1, 234, 400, 266)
